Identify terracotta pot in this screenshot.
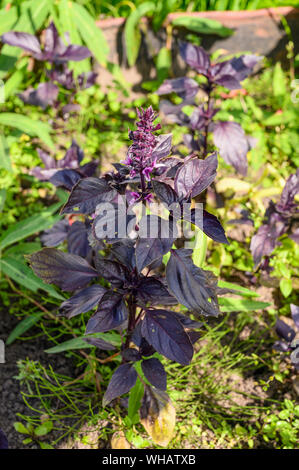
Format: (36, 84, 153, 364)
(95, 7, 299, 92)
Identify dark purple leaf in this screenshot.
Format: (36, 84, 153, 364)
(79, 161, 99, 177)
(85, 291, 128, 334)
(49, 169, 82, 191)
(19, 82, 59, 108)
(41, 219, 69, 247)
(273, 340, 289, 352)
(290, 228, 299, 244)
(250, 224, 278, 266)
(183, 134, 201, 152)
(290, 342, 299, 370)
(171, 311, 203, 329)
(44, 22, 91, 63)
(166, 249, 220, 317)
(152, 134, 172, 161)
(160, 99, 191, 126)
(188, 331, 201, 344)
(59, 285, 107, 318)
(0, 428, 8, 449)
(102, 363, 137, 406)
(136, 277, 177, 306)
(94, 256, 130, 287)
(179, 42, 210, 75)
(141, 308, 193, 365)
(1, 31, 42, 58)
(67, 221, 91, 257)
(152, 180, 180, 207)
(174, 153, 218, 199)
(214, 75, 242, 90)
(157, 77, 199, 99)
(276, 169, 299, 215)
(213, 121, 249, 176)
(291, 304, 299, 331)
(83, 336, 116, 351)
(61, 177, 117, 215)
(28, 248, 97, 291)
(185, 208, 228, 244)
(135, 215, 177, 272)
(275, 319, 296, 343)
(141, 358, 167, 390)
(110, 239, 136, 270)
(78, 71, 98, 89)
(61, 139, 84, 167)
(122, 348, 141, 362)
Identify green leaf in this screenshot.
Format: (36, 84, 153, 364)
(273, 62, 287, 97)
(45, 332, 121, 354)
(0, 203, 61, 250)
(0, 113, 54, 149)
(128, 378, 144, 423)
(217, 280, 259, 297)
(72, 2, 109, 67)
(0, 189, 6, 212)
(0, 256, 64, 299)
(39, 442, 54, 449)
(171, 16, 233, 37)
(0, 134, 11, 172)
(125, 2, 155, 67)
(5, 242, 41, 257)
(14, 422, 30, 434)
(280, 278, 292, 298)
(4, 66, 26, 98)
(35, 421, 53, 437)
(6, 313, 43, 345)
(219, 297, 270, 312)
(156, 47, 172, 84)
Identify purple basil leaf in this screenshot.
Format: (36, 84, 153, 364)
(103, 363, 137, 406)
(19, 82, 59, 108)
(290, 304, 299, 330)
(275, 319, 296, 343)
(188, 331, 201, 345)
(135, 215, 177, 272)
(122, 348, 141, 362)
(67, 221, 91, 258)
(189, 106, 206, 131)
(110, 239, 136, 270)
(185, 208, 228, 244)
(79, 161, 98, 177)
(171, 311, 203, 329)
(166, 249, 220, 317)
(59, 285, 107, 318)
(85, 291, 128, 334)
(160, 99, 191, 126)
(83, 336, 116, 351)
(212, 121, 249, 176)
(57, 44, 92, 63)
(0, 428, 8, 449)
(1, 31, 42, 58)
(28, 248, 97, 291)
(183, 134, 201, 152)
(250, 224, 278, 266)
(41, 219, 70, 247)
(277, 169, 299, 215)
(49, 169, 82, 191)
(179, 42, 210, 74)
(78, 71, 98, 89)
(174, 153, 218, 199)
(214, 75, 242, 90)
(152, 180, 180, 207)
(141, 358, 167, 390)
(37, 148, 56, 169)
(157, 77, 199, 99)
(61, 140, 84, 167)
(136, 277, 178, 306)
(290, 343, 299, 370)
(61, 177, 117, 215)
(141, 308, 193, 365)
(94, 256, 130, 288)
(152, 134, 172, 161)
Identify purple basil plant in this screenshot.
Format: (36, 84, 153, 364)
(0, 428, 8, 449)
(28, 107, 230, 434)
(1, 22, 97, 111)
(31, 139, 99, 191)
(274, 304, 299, 371)
(250, 169, 299, 267)
(157, 42, 263, 175)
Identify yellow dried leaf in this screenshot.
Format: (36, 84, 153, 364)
(216, 178, 251, 193)
(140, 385, 176, 447)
